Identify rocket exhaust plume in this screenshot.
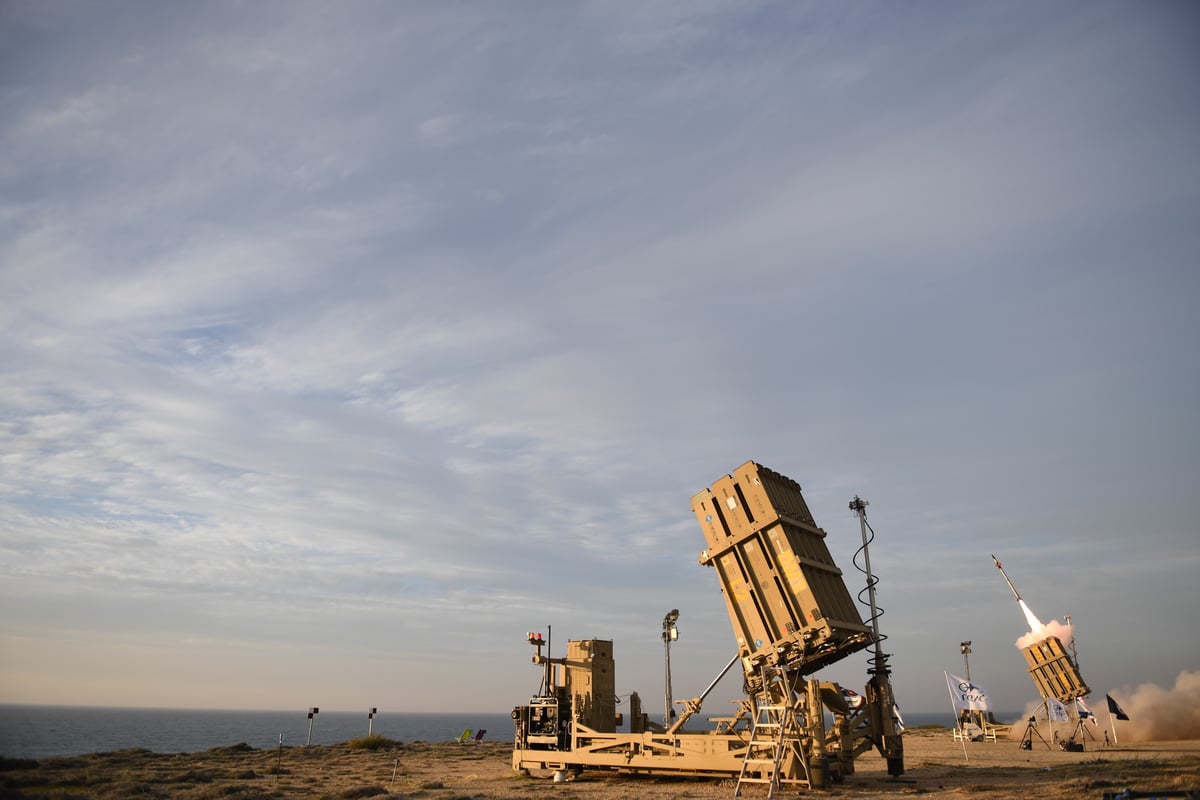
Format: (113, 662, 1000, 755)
(992, 555, 1074, 649)
(1017, 599, 1045, 636)
(1016, 605, 1073, 649)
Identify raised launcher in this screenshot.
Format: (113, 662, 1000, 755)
(511, 461, 905, 791)
(693, 461, 874, 678)
(1022, 635, 1090, 703)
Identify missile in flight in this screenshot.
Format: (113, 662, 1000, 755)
(991, 554, 1022, 601)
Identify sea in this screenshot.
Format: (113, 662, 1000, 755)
(0, 706, 967, 760)
(0, 706, 517, 760)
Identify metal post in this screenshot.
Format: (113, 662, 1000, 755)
(368, 707, 377, 736)
(306, 707, 319, 746)
(850, 497, 889, 683)
(851, 498, 882, 651)
(1065, 614, 1082, 672)
(850, 495, 904, 777)
(546, 625, 553, 694)
(808, 678, 829, 789)
(664, 637, 672, 726)
(662, 609, 679, 727)
(959, 641, 973, 730)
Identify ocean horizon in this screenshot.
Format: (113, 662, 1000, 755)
(0, 704, 994, 760)
(0, 705, 517, 760)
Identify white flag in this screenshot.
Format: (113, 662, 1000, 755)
(946, 672, 990, 711)
(1047, 698, 1069, 722)
(1076, 697, 1097, 726)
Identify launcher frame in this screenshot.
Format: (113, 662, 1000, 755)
(511, 462, 905, 789)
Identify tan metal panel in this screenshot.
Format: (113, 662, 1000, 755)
(710, 547, 770, 656)
(691, 488, 735, 550)
(697, 462, 872, 674)
(1020, 636, 1090, 702)
(762, 520, 863, 626)
(566, 639, 616, 732)
(710, 472, 758, 538)
(692, 462, 817, 549)
(730, 461, 816, 528)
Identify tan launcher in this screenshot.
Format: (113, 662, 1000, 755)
(511, 461, 905, 792)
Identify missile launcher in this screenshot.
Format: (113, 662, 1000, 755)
(511, 461, 905, 790)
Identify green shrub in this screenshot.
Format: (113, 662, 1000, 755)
(345, 734, 399, 751)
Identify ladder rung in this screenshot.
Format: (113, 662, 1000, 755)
(738, 688, 810, 799)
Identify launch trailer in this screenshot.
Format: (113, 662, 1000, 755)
(511, 461, 904, 793)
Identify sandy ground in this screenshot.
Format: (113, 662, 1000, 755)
(2, 729, 1197, 799)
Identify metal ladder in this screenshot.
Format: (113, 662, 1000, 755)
(733, 668, 810, 797)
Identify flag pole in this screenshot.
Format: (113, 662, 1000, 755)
(1108, 709, 1119, 745)
(944, 672, 969, 762)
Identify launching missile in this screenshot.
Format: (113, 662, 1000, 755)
(991, 554, 1022, 601)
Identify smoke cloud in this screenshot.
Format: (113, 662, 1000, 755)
(1114, 670, 1200, 741)
(1012, 673, 1200, 743)
(1013, 600, 1074, 649)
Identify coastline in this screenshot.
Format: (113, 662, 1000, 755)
(0, 705, 518, 760)
(0, 704, 984, 760)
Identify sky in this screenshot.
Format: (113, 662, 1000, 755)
(1, 1, 1197, 720)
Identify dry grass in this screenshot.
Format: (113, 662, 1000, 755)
(1, 733, 1196, 799)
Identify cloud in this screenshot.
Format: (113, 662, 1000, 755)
(0, 2, 1197, 714)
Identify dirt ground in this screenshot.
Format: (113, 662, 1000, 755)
(2, 729, 1197, 799)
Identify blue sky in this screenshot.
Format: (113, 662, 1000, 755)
(1, 1, 1197, 718)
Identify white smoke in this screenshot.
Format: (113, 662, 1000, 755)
(1113, 670, 1200, 741)
(1014, 672, 1200, 742)
(1013, 599, 1074, 650)
(1009, 699, 1068, 741)
(1005, 698, 1088, 742)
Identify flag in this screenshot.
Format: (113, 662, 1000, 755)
(1076, 697, 1097, 726)
(946, 672, 990, 711)
(892, 702, 906, 732)
(1047, 698, 1069, 722)
(1106, 694, 1130, 721)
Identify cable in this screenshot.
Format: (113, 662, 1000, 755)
(853, 514, 887, 649)
(850, 497, 892, 677)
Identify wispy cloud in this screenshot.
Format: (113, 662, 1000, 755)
(1, 1, 1197, 713)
